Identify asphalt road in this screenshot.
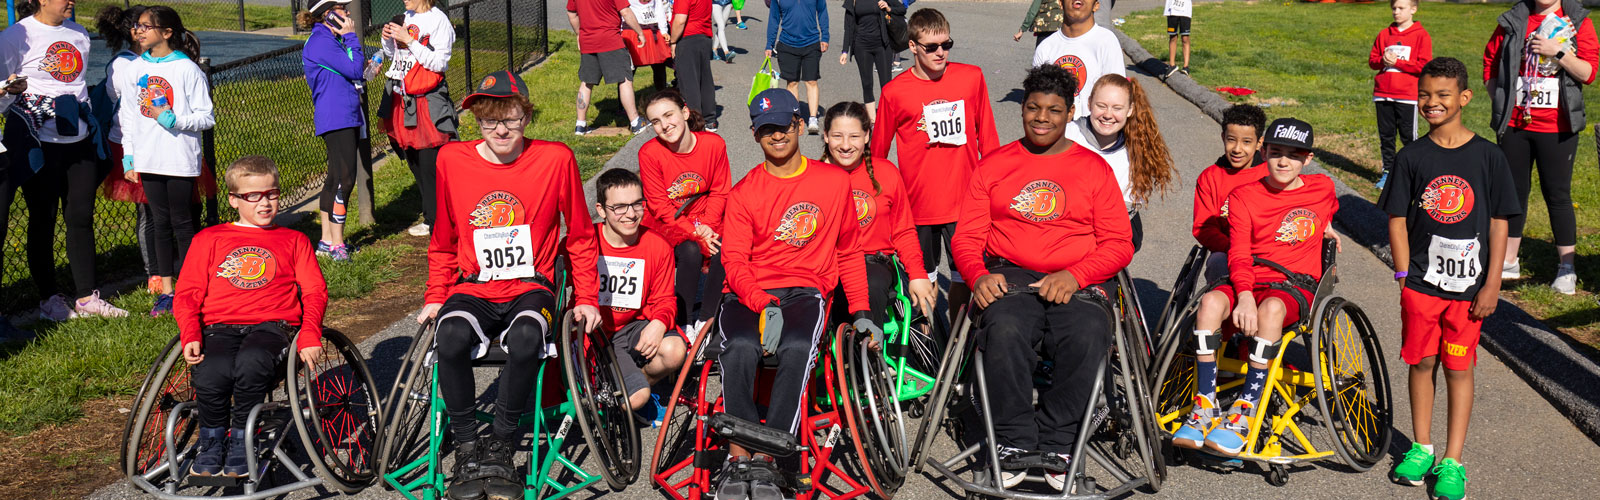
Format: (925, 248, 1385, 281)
(92, 1, 1600, 499)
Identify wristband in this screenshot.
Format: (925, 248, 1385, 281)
(1556, 50, 1568, 61)
(1393, 271, 1409, 280)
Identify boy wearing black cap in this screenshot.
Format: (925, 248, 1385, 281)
(712, 88, 875, 500)
(416, 70, 602, 500)
(1170, 117, 1338, 457)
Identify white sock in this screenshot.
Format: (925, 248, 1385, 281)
(575, 120, 586, 127)
(1420, 444, 1435, 454)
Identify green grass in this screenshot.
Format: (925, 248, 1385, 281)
(7, 0, 296, 32)
(1124, 2, 1600, 343)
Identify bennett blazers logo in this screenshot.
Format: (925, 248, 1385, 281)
(1009, 180, 1065, 222)
(40, 41, 83, 82)
(1420, 175, 1475, 224)
(469, 191, 523, 228)
(668, 172, 707, 204)
(217, 246, 275, 290)
(852, 189, 874, 228)
(1274, 208, 1318, 244)
(773, 202, 822, 247)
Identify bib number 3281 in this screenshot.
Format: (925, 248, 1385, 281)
(473, 224, 536, 281)
(923, 100, 967, 146)
(1423, 235, 1481, 293)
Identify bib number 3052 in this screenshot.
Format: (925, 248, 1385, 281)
(923, 100, 967, 146)
(1423, 235, 1481, 293)
(473, 224, 536, 281)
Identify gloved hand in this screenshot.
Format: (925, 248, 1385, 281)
(759, 302, 783, 354)
(852, 311, 883, 348)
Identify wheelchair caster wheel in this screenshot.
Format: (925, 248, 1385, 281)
(1267, 465, 1289, 487)
(1115, 433, 1134, 460)
(1078, 476, 1096, 493)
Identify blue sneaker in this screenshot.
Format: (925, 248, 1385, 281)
(574, 124, 592, 136)
(1172, 394, 1219, 450)
(737, 21, 748, 30)
(1203, 401, 1254, 456)
(328, 244, 353, 262)
(190, 427, 227, 476)
(316, 240, 332, 257)
(149, 294, 174, 317)
(223, 428, 250, 477)
(635, 393, 666, 427)
(1377, 170, 1390, 190)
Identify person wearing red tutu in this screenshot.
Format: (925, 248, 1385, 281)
(380, 0, 459, 238)
(628, 0, 673, 89)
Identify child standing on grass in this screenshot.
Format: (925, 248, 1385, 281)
(118, 6, 215, 317)
(94, 4, 160, 294)
(176, 156, 328, 479)
(1378, 57, 1519, 500)
(1369, 0, 1431, 190)
(1164, 0, 1191, 77)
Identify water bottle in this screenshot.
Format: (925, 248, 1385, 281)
(366, 52, 384, 80)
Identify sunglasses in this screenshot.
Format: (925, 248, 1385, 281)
(917, 40, 955, 53)
(229, 189, 282, 202)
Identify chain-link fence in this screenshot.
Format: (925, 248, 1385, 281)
(0, 0, 548, 312)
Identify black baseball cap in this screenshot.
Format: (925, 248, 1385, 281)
(461, 70, 527, 110)
(1263, 117, 1314, 151)
(749, 89, 802, 131)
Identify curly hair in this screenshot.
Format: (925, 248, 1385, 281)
(1089, 74, 1174, 207)
(1221, 104, 1267, 138)
(1023, 64, 1078, 105)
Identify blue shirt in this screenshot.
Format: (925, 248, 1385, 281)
(767, 0, 829, 50)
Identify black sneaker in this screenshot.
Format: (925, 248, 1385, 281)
(1164, 65, 1182, 80)
(715, 456, 751, 500)
(477, 435, 523, 500)
(996, 445, 1027, 489)
(706, 121, 720, 132)
(222, 428, 250, 477)
(189, 427, 227, 476)
(745, 456, 785, 500)
(574, 124, 592, 136)
(446, 440, 486, 500)
(1181, 66, 1190, 75)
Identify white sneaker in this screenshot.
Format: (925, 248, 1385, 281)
(408, 223, 430, 237)
(1553, 264, 1578, 295)
(682, 323, 699, 344)
(1045, 453, 1071, 491)
(1502, 258, 1521, 279)
(995, 445, 1026, 489)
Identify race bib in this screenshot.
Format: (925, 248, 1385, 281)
(923, 100, 967, 146)
(1516, 77, 1560, 109)
(635, 5, 660, 26)
(473, 224, 536, 281)
(1422, 235, 1481, 293)
(384, 53, 417, 82)
(1386, 44, 1412, 61)
(598, 256, 646, 310)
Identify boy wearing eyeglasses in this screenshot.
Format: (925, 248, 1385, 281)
(591, 168, 686, 420)
(1031, 0, 1122, 119)
(416, 71, 603, 499)
(871, 8, 1000, 324)
(173, 155, 328, 479)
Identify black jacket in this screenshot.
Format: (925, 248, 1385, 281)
(842, 0, 905, 56)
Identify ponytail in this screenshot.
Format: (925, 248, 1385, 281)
(176, 31, 202, 59)
(1090, 74, 1174, 207)
(819, 101, 879, 195)
(14, 0, 38, 19)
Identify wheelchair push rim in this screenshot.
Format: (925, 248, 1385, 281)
(377, 321, 437, 488)
(288, 328, 384, 493)
(123, 336, 197, 480)
(561, 310, 643, 490)
(836, 324, 909, 497)
(1311, 297, 1393, 472)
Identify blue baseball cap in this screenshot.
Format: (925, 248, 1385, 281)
(749, 89, 802, 131)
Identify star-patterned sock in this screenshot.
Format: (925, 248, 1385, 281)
(1196, 359, 1218, 404)
(1237, 365, 1270, 416)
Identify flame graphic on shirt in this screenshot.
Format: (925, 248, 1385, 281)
(1420, 175, 1475, 224)
(217, 246, 275, 290)
(1274, 208, 1318, 244)
(915, 98, 951, 134)
(39, 41, 84, 82)
(1009, 180, 1065, 222)
(667, 172, 706, 203)
(852, 189, 874, 228)
(774, 202, 822, 247)
(469, 191, 523, 228)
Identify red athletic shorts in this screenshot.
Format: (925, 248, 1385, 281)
(1214, 282, 1311, 332)
(1399, 287, 1481, 370)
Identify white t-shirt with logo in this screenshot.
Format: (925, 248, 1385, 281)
(1032, 25, 1125, 119)
(1165, 0, 1192, 18)
(381, 8, 456, 94)
(0, 17, 92, 143)
(115, 53, 215, 177)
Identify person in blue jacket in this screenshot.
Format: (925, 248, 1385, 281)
(300, 0, 369, 261)
(766, 0, 829, 134)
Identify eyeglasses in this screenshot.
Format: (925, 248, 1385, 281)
(604, 200, 645, 215)
(477, 116, 526, 131)
(917, 40, 954, 53)
(134, 23, 164, 32)
(229, 189, 282, 202)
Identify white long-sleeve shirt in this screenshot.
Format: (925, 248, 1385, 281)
(103, 49, 138, 144)
(382, 8, 455, 94)
(115, 50, 214, 177)
(0, 16, 92, 144)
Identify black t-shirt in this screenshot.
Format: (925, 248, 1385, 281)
(1377, 134, 1521, 300)
(847, 0, 882, 49)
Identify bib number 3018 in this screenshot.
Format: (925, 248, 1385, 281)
(1422, 235, 1481, 293)
(923, 100, 968, 146)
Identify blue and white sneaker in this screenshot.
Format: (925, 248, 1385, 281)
(1377, 170, 1390, 190)
(1203, 401, 1254, 457)
(1172, 394, 1220, 450)
(149, 294, 174, 317)
(190, 427, 228, 476)
(635, 393, 666, 427)
(316, 240, 333, 257)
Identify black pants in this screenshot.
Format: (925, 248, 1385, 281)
(193, 322, 290, 429)
(831, 255, 898, 325)
(1374, 101, 1415, 173)
(401, 146, 439, 226)
(853, 46, 893, 103)
(1130, 212, 1144, 253)
(978, 266, 1111, 453)
(916, 222, 956, 280)
(1499, 128, 1579, 245)
(717, 287, 826, 435)
(676, 34, 719, 123)
(0, 154, 64, 300)
(435, 291, 556, 442)
(2, 140, 108, 298)
(674, 240, 726, 326)
(143, 174, 198, 278)
(137, 203, 159, 276)
(1034, 31, 1052, 47)
(321, 127, 360, 225)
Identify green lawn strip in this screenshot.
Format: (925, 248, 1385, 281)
(40, 0, 294, 32)
(1124, 2, 1600, 343)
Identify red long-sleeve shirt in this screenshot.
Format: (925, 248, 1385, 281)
(845, 159, 924, 265)
(174, 224, 327, 350)
(1369, 22, 1433, 100)
(952, 141, 1133, 287)
(721, 158, 870, 314)
(426, 139, 600, 307)
(1225, 174, 1339, 293)
(1483, 9, 1600, 133)
(596, 224, 677, 333)
(638, 131, 730, 250)
(871, 63, 1000, 225)
(1192, 160, 1267, 252)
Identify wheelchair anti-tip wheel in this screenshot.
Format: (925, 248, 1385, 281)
(1310, 297, 1393, 472)
(377, 321, 437, 488)
(123, 336, 196, 480)
(836, 323, 910, 496)
(287, 328, 384, 493)
(560, 310, 642, 490)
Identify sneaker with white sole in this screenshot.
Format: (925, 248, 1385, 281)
(995, 445, 1027, 489)
(1172, 394, 1220, 450)
(1045, 453, 1072, 491)
(1553, 264, 1578, 295)
(75, 290, 130, 318)
(39, 294, 77, 321)
(408, 223, 431, 237)
(1501, 258, 1521, 279)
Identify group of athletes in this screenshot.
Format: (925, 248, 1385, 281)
(170, 5, 1509, 500)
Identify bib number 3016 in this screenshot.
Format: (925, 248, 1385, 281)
(473, 224, 536, 281)
(1423, 235, 1481, 293)
(923, 100, 967, 146)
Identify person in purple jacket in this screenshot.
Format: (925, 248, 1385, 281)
(300, 0, 369, 261)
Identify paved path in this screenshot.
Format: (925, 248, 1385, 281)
(93, 1, 1599, 498)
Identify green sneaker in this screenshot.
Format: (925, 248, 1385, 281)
(1430, 458, 1467, 500)
(1391, 442, 1434, 486)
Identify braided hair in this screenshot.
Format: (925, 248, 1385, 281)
(819, 101, 880, 195)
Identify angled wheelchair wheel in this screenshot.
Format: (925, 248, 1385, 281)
(1111, 273, 1166, 491)
(837, 324, 909, 497)
(1311, 297, 1393, 472)
(123, 336, 196, 479)
(908, 303, 972, 473)
(376, 321, 436, 486)
(561, 311, 642, 490)
(650, 318, 714, 495)
(1154, 246, 1209, 355)
(288, 328, 383, 493)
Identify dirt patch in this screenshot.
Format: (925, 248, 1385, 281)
(325, 235, 430, 345)
(0, 397, 130, 499)
(1244, 96, 1301, 108)
(585, 125, 634, 137)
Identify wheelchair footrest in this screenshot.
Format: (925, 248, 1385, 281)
(708, 413, 800, 458)
(1191, 450, 1245, 469)
(1002, 451, 1070, 474)
(186, 474, 247, 488)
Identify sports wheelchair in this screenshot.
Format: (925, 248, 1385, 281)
(121, 328, 382, 499)
(911, 270, 1166, 499)
(1149, 240, 1393, 486)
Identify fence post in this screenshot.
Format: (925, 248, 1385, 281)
(237, 0, 246, 31)
(505, 0, 513, 71)
(462, 5, 473, 89)
(200, 58, 220, 226)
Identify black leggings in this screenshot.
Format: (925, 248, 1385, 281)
(676, 34, 719, 122)
(673, 240, 725, 326)
(0, 156, 63, 300)
(916, 222, 956, 281)
(853, 46, 892, 103)
(831, 256, 898, 325)
(0, 139, 104, 298)
(321, 127, 360, 225)
(401, 146, 439, 226)
(435, 291, 555, 442)
(193, 322, 289, 429)
(1498, 128, 1578, 245)
(143, 174, 198, 278)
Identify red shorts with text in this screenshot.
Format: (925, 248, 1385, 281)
(1214, 282, 1311, 332)
(1400, 287, 1481, 370)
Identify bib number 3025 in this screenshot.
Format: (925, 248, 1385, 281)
(1423, 235, 1481, 293)
(473, 224, 536, 281)
(923, 100, 967, 146)
(598, 256, 646, 310)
